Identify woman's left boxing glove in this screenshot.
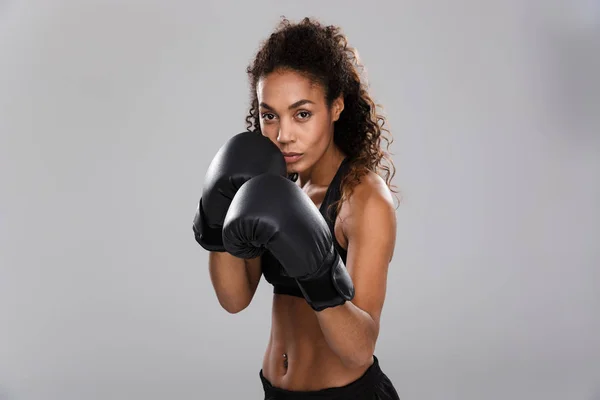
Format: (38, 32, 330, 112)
(222, 173, 355, 311)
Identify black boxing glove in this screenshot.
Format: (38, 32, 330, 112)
(222, 174, 355, 311)
(193, 132, 287, 252)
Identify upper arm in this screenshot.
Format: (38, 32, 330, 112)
(341, 174, 396, 333)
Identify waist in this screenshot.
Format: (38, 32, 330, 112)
(262, 294, 371, 391)
(260, 355, 382, 397)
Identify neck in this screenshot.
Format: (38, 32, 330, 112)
(298, 144, 346, 188)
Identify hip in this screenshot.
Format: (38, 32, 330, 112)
(260, 355, 400, 400)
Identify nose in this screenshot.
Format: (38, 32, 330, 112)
(276, 120, 295, 144)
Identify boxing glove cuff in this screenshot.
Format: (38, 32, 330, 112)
(296, 248, 355, 312)
(193, 199, 226, 252)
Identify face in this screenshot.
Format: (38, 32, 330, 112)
(256, 68, 343, 174)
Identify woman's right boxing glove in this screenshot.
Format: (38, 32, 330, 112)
(193, 131, 287, 252)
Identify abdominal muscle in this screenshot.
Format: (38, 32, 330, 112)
(261, 293, 372, 391)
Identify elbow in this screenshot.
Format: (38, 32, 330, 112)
(342, 346, 375, 370)
(218, 296, 251, 314)
(223, 303, 247, 314)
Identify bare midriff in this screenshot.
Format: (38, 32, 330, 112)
(261, 293, 373, 391)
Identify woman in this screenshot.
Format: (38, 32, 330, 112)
(195, 17, 400, 399)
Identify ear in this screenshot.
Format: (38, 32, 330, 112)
(331, 95, 345, 122)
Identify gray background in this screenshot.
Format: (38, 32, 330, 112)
(1, 0, 599, 399)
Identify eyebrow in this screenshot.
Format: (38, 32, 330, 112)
(259, 99, 315, 111)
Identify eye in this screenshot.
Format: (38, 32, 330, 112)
(296, 111, 312, 120)
(260, 113, 276, 121)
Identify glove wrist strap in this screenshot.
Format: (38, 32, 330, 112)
(296, 249, 355, 312)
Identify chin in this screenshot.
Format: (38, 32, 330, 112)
(287, 168, 298, 177)
(286, 162, 304, 175)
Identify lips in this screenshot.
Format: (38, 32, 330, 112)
(282, 152, 303, 163)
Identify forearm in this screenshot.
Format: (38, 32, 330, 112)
(315, 301, 378, 369)
(208, 252, 255, 313)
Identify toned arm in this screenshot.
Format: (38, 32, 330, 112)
(208, 252, 262, 313)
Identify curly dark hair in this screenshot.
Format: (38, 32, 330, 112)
(245, 17, 399, 213)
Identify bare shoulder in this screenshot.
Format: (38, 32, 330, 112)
(339, 171, 396, 258)
(341, 170, 396, 224)
(353, 170, 394, 206)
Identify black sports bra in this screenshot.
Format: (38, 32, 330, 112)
(261, 157, 351, 298)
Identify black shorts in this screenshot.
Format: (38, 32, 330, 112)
(259, 355, 400, 399)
